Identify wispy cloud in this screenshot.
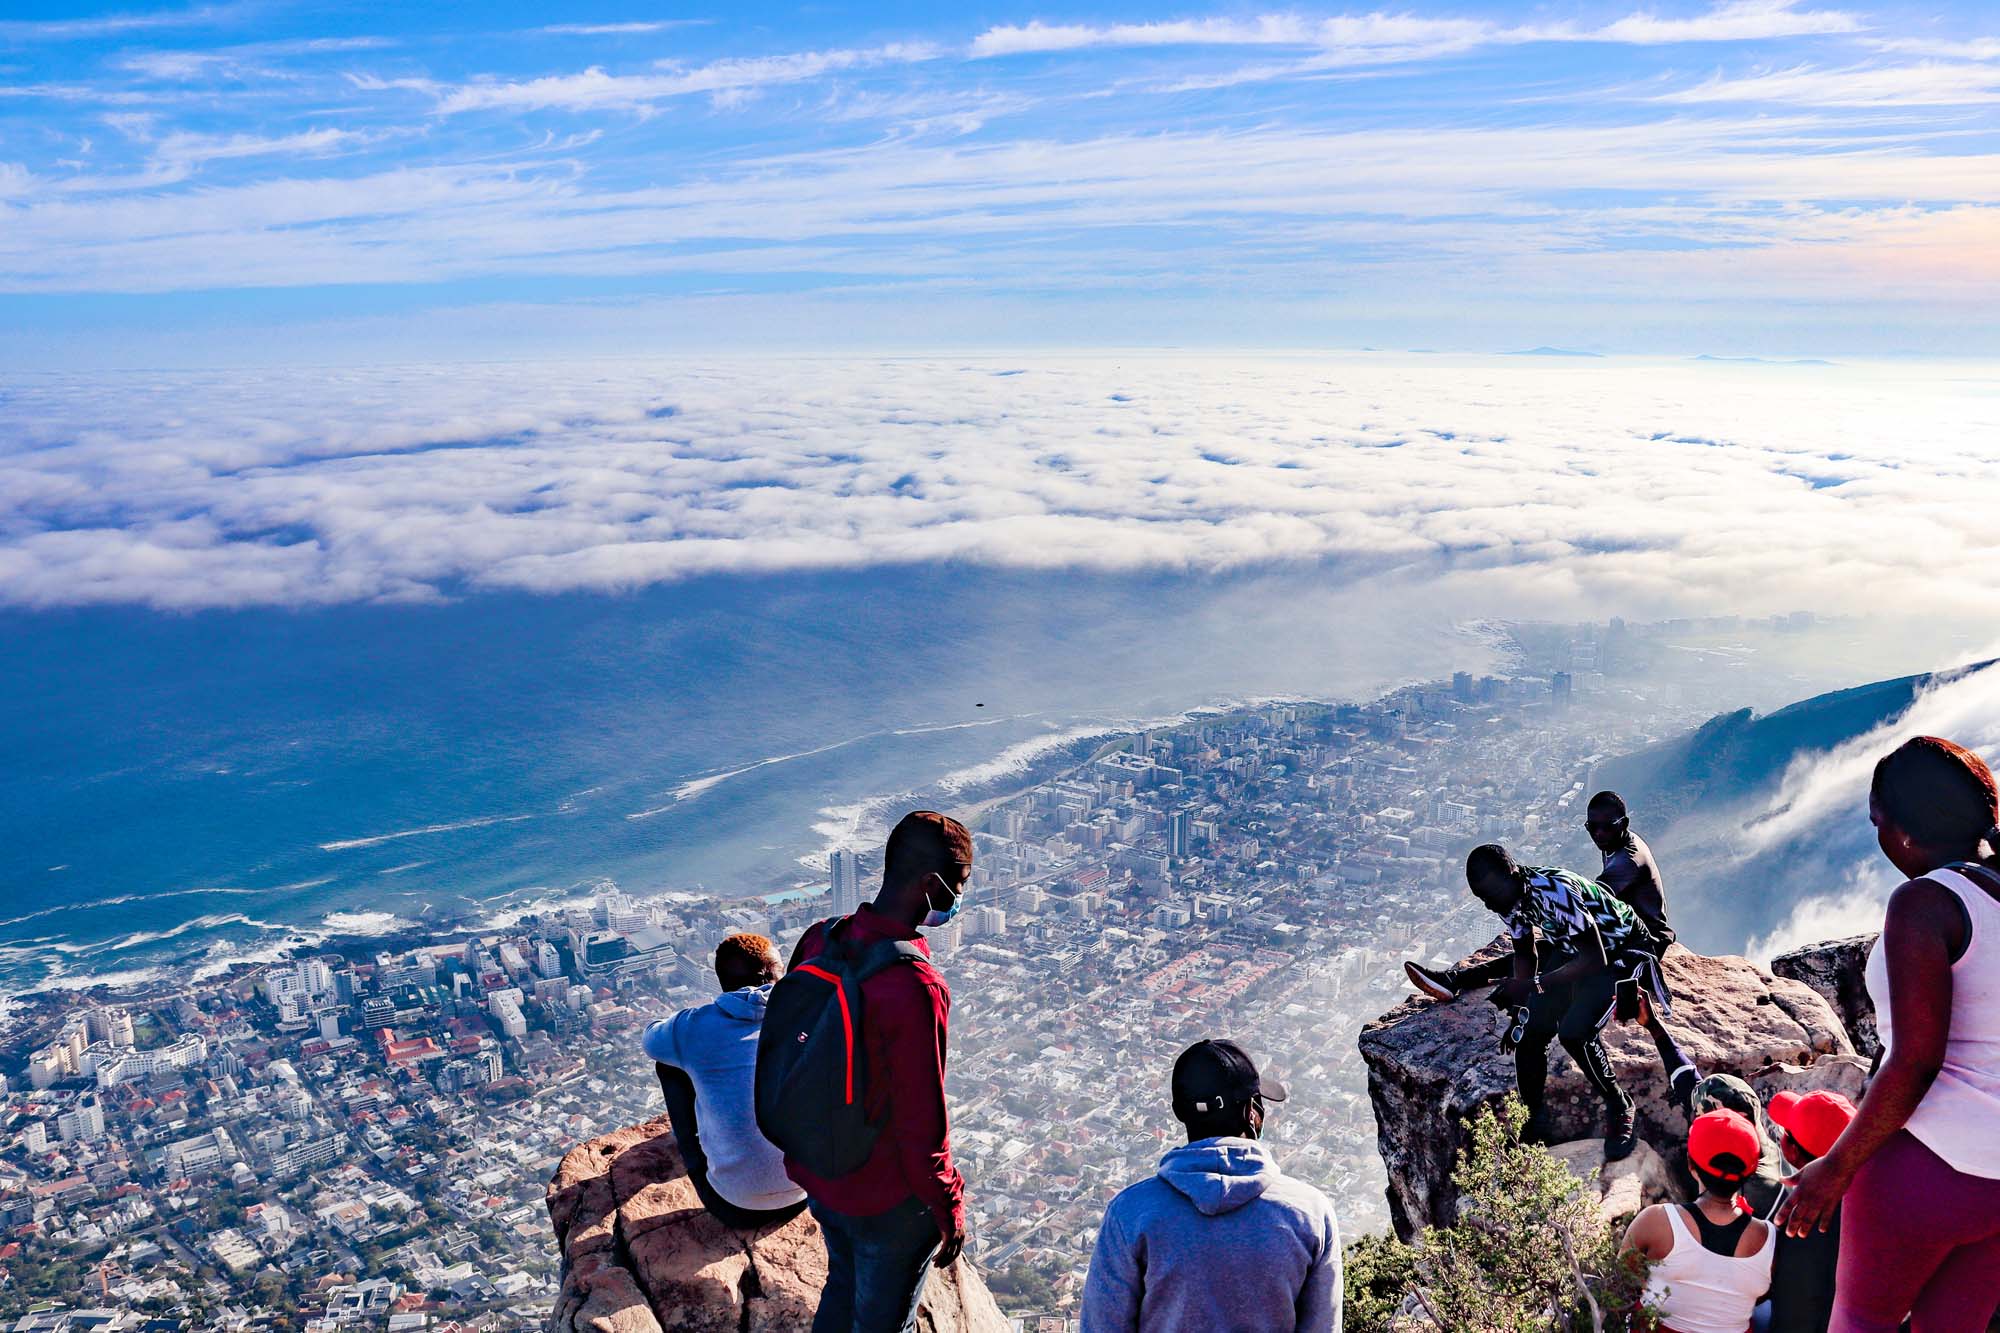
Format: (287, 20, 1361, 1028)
(971, 15, 1326, 57)
(1657, 60, 2000, 105)
(538, 21, 712, 37)
(1595, 0, 1864, 44)
(0, 3, 244, 42)
(969, 1, 1863, 58)
(0, 1, 1994, 352)
(5, 118, 1996, 298)
(117, 36, 395, 82)
(1870, 35, 2000, 60)
(434, 43, 943, 114)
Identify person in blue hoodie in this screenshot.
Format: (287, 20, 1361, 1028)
(1081, 1039, 1341, 1333)
(642, 932, 807, 1229)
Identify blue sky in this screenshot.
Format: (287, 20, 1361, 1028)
(3, 0, 1998, 362)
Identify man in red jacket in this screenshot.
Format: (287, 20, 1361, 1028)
(787, 811, 970, 1333)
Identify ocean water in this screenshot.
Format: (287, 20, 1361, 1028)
(0, 564, 1496, 995)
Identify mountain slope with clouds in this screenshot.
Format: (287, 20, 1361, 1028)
(1585, 657, 2000, 958)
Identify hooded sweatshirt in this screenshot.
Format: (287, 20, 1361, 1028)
(1081, 1137, 1341, 1333)
(642, 985, 806, 1212)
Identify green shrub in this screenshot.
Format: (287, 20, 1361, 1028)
(1344, 1097, 1654, 1333)
(1343, 1231, 1421, 1331)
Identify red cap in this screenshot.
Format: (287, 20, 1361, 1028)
(1688, 1108, 1762, 1180)
(1767, 1089, 1856, 1159)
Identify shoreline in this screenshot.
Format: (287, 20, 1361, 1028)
(0, 685, 1430, 1031)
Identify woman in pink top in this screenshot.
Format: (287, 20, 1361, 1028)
(1778, 736, 2000, 1332)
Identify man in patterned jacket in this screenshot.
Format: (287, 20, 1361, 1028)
(1462, 842, 1651, 1159)
(1406, 793, 1700, 1116)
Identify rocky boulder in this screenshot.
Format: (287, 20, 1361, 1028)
(1548, 1140, 1685, 1229)
(547, 1114, 1009, 1333)
(1771, 933, 1880, 1060)
(1360, 941, 1854, 1240)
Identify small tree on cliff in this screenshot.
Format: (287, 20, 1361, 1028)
(1344, 1097, 1653, 1333)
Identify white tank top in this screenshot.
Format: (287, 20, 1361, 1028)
(1867, 865, 2000, 1179)
(1640, 1204, 1774, 1333)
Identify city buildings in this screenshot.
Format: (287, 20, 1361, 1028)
(0, 619, 1712, 1329)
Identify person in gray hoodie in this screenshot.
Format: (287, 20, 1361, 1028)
(1081, 1039, 1341, 1333)
(642, 932, 807, 1229)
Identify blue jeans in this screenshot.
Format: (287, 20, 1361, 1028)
(809, 1197, 941, 1333)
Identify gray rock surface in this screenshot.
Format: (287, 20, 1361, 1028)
(1771, 934, 1879, 1060)
(1548, 1139, 1686, 1229)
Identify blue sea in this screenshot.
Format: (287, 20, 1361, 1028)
(0, 566, 1497, 996)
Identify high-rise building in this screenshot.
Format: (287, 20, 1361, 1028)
(296, 957, 336, 997)
(598, 890, 650, 933)
(28, 1048, 65, 1090)
(1166, 808, 1189, 859)
(57, 1094, 106, 1145)
(829, 848, 863, 916)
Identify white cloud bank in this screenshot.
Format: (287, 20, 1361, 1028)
(2, 355, 1997, 614)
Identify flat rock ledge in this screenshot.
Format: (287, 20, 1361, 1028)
(1360, 942, 1857, 1240)
(547, 1114, 1009, 1333)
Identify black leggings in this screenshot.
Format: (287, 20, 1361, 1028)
(656, 1063, 807, 1231)
(1516, 966, 1625, 1109)
(1457, 945, 1691, 1085)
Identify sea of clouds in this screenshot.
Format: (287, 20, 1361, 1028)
(3, 354, 1997, 617)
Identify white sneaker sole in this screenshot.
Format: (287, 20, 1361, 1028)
(1404, 963, 1458, 1001)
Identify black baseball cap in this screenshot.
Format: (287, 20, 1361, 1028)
(1171, 1039, 1288, 1118)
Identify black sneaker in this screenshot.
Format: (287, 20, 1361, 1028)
(1670, 1065, 1700, 1117)
(1605, 1096, 1639, 1162)
(1404, 961, 1459, 1001)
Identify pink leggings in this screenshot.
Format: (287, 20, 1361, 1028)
(1830, 1130, 2000, 1332)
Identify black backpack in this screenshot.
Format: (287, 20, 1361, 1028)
(755, 917, 925, 1180)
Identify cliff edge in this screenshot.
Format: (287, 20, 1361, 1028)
(546, 1115, 1009, 1333)
(1360, 940, 1868, 1239)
